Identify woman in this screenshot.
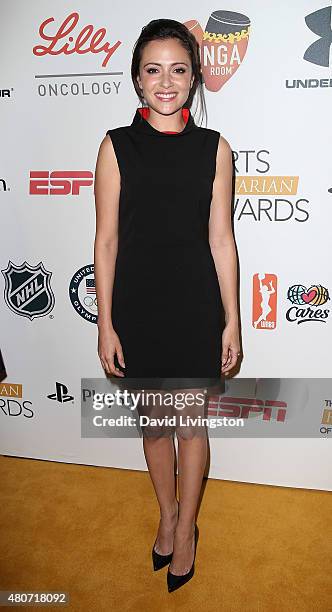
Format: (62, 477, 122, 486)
(94, 19, 241, 592)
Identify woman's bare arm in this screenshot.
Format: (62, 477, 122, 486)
(94, 134, 125, 375)
(209, 135, 238, 325)
(94, 134, 120, 328)
(209, 135, 241, 374)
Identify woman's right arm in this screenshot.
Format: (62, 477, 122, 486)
(94, 134, 125, 377)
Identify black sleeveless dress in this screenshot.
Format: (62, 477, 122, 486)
(106, 107, 225, 388)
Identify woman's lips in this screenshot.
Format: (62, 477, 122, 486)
(154, 93, 177, 102)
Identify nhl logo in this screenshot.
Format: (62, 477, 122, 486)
(1, 261, 55, 320)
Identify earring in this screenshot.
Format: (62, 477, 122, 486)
(139, 89, 146, 108)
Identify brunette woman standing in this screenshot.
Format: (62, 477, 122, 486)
(94, 19, 241, 592)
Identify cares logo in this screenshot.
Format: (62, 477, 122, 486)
(29, 171, 93, 195)
(286, 283, 330, 324)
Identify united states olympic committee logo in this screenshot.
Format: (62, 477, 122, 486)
(69, 264, 97, 323)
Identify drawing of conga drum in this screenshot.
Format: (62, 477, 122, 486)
(183, 19, 204, 47)
(202, 10, 251, 91)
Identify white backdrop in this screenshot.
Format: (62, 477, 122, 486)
(1, 1, 331, 490)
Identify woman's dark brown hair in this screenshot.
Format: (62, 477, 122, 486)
(131, 18, 208, 127)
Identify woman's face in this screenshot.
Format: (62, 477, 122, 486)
(136, 38, 194, 114)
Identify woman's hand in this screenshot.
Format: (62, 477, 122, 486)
(221, 320, 241, 376)
(97, 322, 126, 377)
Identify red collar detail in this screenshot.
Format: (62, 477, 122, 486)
(138, 107, 189, 127)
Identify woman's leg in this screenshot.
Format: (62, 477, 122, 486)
(139, 389, 178, 555)
(143, 436, 178, 554)
(170, 387, 208, 574)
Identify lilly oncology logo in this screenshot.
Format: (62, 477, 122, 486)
(33, 12, 123, 98)
(286, 283, 330, 324)
(184, 10, 251, 91)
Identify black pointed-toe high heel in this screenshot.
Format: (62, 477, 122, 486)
(152, 545, 173, 571)
(167, 524, 199, 592)
(152, 501, 179, 571)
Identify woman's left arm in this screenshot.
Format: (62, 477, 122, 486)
(209, 135, 241, 375)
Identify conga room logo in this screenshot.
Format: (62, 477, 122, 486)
(184, 10, 251, 91)
(286, 283, 330, 324)
(69, 264, 97, 323)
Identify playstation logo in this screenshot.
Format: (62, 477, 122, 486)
(47, 382, 74, 403)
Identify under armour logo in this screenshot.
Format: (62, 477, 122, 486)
(304, 6, 332, 67)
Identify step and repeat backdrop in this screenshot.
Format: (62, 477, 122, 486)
(1, 1, 331, 490)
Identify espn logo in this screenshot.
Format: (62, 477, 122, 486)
(208, 396, 287, 422)
(29, 171, 93, 195)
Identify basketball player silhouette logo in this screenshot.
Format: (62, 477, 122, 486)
(252, 273, 277, 330)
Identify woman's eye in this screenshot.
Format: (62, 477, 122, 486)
(146, 67, 186, 74)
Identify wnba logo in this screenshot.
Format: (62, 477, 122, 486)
(252, 273, 277, 330)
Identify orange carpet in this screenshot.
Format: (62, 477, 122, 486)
(0, 455, 331, 611)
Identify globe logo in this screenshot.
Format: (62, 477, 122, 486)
(286, 283, 330, 324)
(287, 284, 330, 306)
